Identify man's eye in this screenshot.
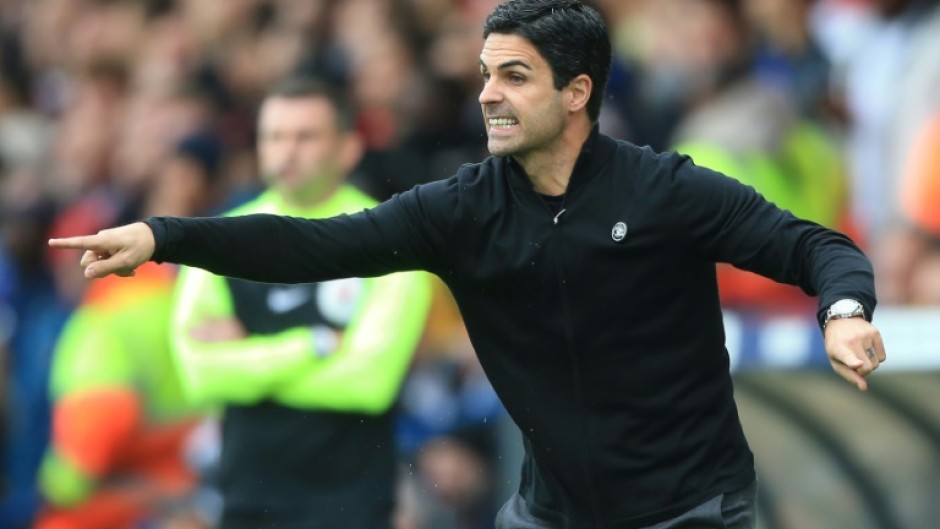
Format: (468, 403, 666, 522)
(481, 72, 491, 81)
(509, 74, 525, 84)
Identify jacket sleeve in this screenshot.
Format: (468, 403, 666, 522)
(666, 154, 876, 328)
(147, 180, 456, 283)
(170, 266, 325, 405)
(272, 270, 433, 414)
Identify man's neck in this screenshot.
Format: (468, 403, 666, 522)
(279, 181, 343, 211)
(515, 119, 592, 196)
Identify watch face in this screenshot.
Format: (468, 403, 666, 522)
(832, 299, 861, 316)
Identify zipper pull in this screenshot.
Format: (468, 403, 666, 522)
(553, 208, 567, 225)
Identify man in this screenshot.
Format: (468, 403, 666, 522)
(37, 260, 200, 529)
(35, 130, 225, 529)
(880, 109, 940, 304)
(167, 79, 432, 529)
(50, 2, 886, 528)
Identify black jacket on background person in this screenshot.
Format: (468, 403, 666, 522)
(218, 276, 396, 529)
(146, 128, 876, 529)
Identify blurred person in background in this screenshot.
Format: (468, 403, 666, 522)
(0, 197, 66, 529)
(47, 59, 129, 202)
(592, 0, 690, 151)
(877, 111, 940, 304)
(396, 285, 505, 529)
(0, 38, 61, 529)
(290, 0, 491, 199)
(396, 2, 493, 196)
(818, 0, 940, 248)
(169, 77, 432, 529)
(34, 131, 225, 529)
(0, 195, 63, 529)
(50, 2, 887, 529)
(744, 0, 836, 122)
(107, 85, 217, 222)
(805, 0, 940, 306)
(414, 433, 500, 529)
(26, 64, 226, 527)
(325, 0, 442, 199)
(854, 0, 940, 303)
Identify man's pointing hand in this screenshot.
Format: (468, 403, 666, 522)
(48, 221, 155, 279)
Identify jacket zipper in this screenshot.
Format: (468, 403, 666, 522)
(552, 207, 604, 528)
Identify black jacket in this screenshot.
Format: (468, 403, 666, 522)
(148, 130, 875, 528)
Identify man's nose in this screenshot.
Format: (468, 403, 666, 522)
(283, 137, 302, 158)
(478, 78, 501, 105)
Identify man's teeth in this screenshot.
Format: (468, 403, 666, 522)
(489, 118, 518, 128)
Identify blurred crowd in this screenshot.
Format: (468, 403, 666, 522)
(1, 0, 939, 528)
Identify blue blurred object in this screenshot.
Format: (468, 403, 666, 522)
(0, 253, 70, 529)
(396, 358, 505, 457)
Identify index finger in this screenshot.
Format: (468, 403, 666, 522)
(831, 359, 868, 391)
(48, 235, 96, 251)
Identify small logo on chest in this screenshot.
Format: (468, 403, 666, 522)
(611, 221, 628, 242)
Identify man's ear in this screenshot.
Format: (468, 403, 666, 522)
(566, 74, 592, 113)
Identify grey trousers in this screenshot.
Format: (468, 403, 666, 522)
(495, 479, 758, 529)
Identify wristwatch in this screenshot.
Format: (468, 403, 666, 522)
(823, 299, 865, 329)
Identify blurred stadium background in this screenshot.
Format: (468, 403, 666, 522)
(1, 0, 939, 528)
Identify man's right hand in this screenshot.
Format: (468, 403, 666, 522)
(48, 222, 156, 279)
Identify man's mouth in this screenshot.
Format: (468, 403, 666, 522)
(488, 117, 519, 130)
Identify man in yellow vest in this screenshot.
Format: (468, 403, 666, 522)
(169, 78, 432, 529)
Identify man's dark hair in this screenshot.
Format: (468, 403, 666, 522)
(265, 77, 356, 132)
(483, 0, 611, 123)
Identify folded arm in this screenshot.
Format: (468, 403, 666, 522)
(272, 270, 433, 413)
(170, 267, 326, 405)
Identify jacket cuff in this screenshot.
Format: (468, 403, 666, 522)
(143, 217, 168, 263)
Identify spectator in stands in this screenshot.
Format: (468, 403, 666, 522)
(397, 281, 505, 529)
(831, 0, 940, 245)
(744, 0, 836, 122)
(878, 111, 940, 304)
(35, 131, 224, 529)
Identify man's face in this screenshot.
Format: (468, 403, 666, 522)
(478, 33, 567, 158)
(258, 95, 354, 202)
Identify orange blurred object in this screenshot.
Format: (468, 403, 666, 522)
(900, 113, 940, 236)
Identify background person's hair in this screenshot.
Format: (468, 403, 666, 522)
(483, 0, 611, 123)
(265, 77, 357, 132)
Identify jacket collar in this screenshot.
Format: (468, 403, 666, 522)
(505, 125, 617, 194)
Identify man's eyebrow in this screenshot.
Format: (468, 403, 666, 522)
(479, 58, 533, 71)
